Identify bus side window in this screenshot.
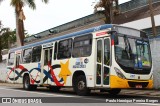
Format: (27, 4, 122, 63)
(23, 48, 32, 63)
(8, 52, 14, 66)
(54, 42, 57, 60)
(57, 38, 72, 59)
(32, 46, 42, 62)
(72, 34, 92, 57)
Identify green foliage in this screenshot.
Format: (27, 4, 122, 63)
(94, 0, 119, 23)
(0, 28, 16, 62)
(10, 0, 49, 9)
(0, 28, 16, 49)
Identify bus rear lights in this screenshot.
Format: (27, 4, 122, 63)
(114, 67, 126, 79)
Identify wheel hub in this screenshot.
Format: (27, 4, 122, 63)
(78, 81, 85, 90)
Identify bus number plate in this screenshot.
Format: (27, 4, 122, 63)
(136, 85, 142, 88)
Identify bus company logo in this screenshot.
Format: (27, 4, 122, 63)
(76, 58, 83, 62)
(73, 58, 86, 68)
(94, 26, 101, 31)
(84, 58, 89, 64)
(130, 74, 135, 78)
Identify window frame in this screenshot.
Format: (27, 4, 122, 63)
(72, 34, 93, 58)
(22, 48, 32, 63)
(31, 45, 42, 63)
(57, 38, 73, 60)
(8, 52, 15, 66)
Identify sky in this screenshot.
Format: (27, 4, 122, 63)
(0, 0, 130, 35)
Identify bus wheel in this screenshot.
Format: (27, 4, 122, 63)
(108, 89, 121, 95)
(23, 75, 37, 91)
(49, 86, 61, 92)
(74, 75, 90, 96)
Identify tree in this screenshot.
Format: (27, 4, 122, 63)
(2, 29, 16, 48)
(94, 0, 119, 24)
(0, 0, 49, 46)
(0, 28, 16, 62)
(0, 28, 7, 62)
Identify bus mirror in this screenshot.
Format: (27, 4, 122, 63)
(114, 34, 119, 45)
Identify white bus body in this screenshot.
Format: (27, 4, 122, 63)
(6, 24, 153, 96)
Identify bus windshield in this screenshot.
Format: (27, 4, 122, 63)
(115, 34, 152, 74)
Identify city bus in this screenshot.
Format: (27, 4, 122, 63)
(6, 24, 153, 96)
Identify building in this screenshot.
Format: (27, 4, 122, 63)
(24, 0, 160, 45)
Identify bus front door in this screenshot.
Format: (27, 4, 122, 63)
(96, 37, 111, 87)
(42, 48, 53, 85)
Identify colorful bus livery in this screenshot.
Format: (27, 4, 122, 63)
(7, 24, 153, 96)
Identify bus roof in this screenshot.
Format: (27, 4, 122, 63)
(10, 24, 145, 52)
(10, 24, 113, 52)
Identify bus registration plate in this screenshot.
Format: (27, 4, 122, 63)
(136, 85, 142, 88)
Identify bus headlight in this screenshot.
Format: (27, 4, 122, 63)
(114, 67, 126, 79)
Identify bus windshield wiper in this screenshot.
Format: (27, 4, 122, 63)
(124, 36, 133, 59)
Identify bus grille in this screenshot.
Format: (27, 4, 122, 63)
(128, 81, 149, 88)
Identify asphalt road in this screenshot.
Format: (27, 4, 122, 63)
(0, 86, 159, 106)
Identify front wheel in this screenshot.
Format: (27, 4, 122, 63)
(23, 75, 37, 91)
(74, 75, 90, 96)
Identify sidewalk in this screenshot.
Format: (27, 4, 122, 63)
(121, 89, 160, 97)
(0, 82, 22, 87)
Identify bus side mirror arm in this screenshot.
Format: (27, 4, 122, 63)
(108, 31, 119, 45)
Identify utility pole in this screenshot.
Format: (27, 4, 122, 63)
(148, 0, 157, 36)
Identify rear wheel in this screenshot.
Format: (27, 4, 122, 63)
(74, 75, 90, 96)
(23, 75, 37, 91)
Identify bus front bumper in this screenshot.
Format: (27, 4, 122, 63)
(110, 75, 153, 89)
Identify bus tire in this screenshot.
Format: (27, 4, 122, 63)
(74, 75, 90, 96)
(49, 86, 61, 92)
(23, 75, 37, 91)
(108, 89, 121, 95)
